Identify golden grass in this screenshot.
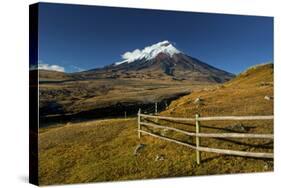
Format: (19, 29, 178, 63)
(163, 63, 273, 117)
(38, 63, 274, 185)
(39, 118, 273, 185)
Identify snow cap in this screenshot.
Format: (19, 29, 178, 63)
(115, 40, 181, 65)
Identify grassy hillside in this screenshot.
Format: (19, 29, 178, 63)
(39, 70, 72, 82)
(39, 118, 272, 185)
(39, 63, 273, 185)
(162, 63, 273, 117)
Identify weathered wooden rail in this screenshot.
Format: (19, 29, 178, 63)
(137, 109, 274, 164)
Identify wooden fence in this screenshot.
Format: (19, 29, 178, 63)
(137, 109, 273, 164)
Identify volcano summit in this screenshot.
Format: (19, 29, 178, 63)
(79, 41, 235, 83)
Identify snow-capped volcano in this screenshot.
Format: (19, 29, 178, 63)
(115, 40, 181, 65)
(80, 40, 235, 83)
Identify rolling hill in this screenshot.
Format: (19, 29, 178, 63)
(38, 63, 273, 185)
(161, 63, 273, 117)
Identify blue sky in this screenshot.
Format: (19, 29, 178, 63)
(38, 3, 273, 74)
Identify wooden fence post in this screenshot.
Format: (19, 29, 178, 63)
(155, 102, 159, 123)
(195, 113, 201, 165)
(124, 111, 127, 119)
(138, 109, 141, 139)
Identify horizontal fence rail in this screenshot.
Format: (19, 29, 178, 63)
(138, 130, 273, 159)
(140, 122, 273, 139)
(138, 129, 197, 149)
(140, 113, 274, 122)
(137, 109, 274, 164)
(140, 114, 195, 121)
(198, 115, 274, 121)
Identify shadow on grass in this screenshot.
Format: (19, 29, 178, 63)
(161, 119, 256, 133)
(141, 118, 273, 151)
(201, 154, 274, 164)
(140, 124, 196, 147)
(214, 138, 273, 149)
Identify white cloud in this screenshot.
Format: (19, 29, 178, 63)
(122, 49, 142, 60)
(30, 61, 65, 72)
(39, 64, 65, 72)
(69, 65, 85, 72)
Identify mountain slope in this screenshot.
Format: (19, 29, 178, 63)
(75, 41, 235, 83)
(162, 63, 273, 117)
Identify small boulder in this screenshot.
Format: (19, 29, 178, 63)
(264, 96, 273, 101)
(161, 128, 169, 136)
(226, 123, 249, 133)
(194, 97, 202, 104)
(155, 154, 165, 161)
(264, 161, 273, 170)
(264, 163, 269, 170)
(133, 144, 145, 156)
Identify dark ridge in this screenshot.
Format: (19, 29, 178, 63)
(39, 92, 188, 127)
